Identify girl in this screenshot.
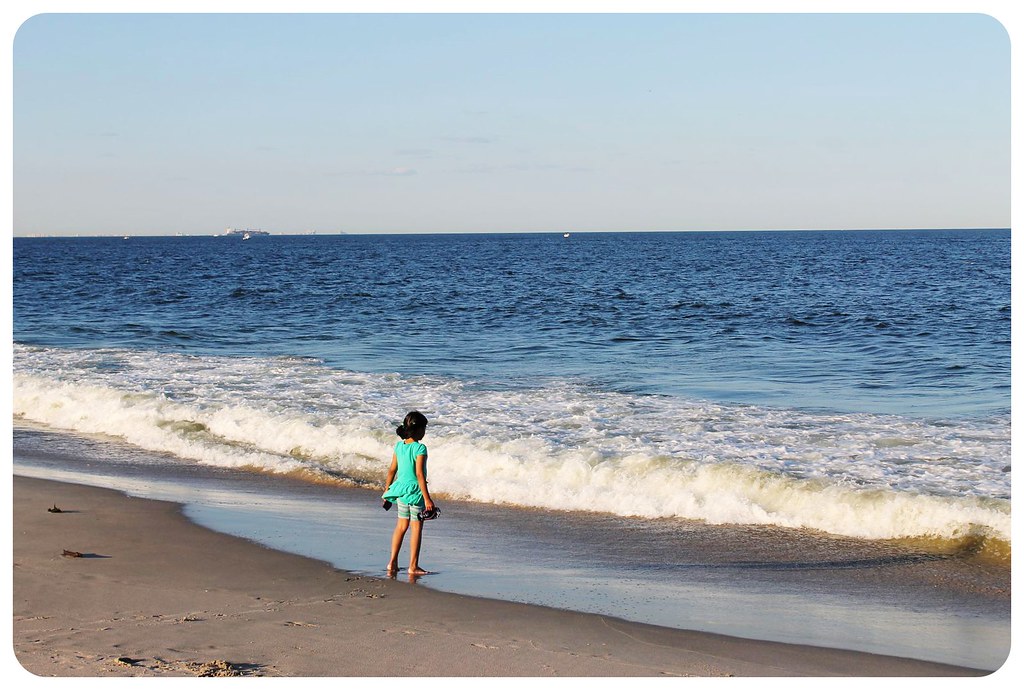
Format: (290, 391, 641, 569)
(382, 411, 437, 576)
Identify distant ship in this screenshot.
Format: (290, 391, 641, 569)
(563, 232, 571, 238)
(223, 227, 270, 237)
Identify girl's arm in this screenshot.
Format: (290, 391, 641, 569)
(415, 454, 434, 510)
(384, 453, 398, 490)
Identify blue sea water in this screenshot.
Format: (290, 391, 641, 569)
(14, 229, 1010, 417)
(11, 229, 1012, 669)
(13, 229, 1011, 535)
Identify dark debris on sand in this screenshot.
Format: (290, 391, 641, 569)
(109, 656, 266, 676)
(187, 660, 262, 677)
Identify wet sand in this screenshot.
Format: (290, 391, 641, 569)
(10, 475, 992, 678)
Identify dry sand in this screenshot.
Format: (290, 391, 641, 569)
(10, 475, 991, 678)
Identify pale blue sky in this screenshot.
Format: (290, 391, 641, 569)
(13, 12, 1010, 235)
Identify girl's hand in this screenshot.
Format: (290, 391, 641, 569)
(425, 499, 435, 511)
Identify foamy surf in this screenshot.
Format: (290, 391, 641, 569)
(13, 344, 1010, 548)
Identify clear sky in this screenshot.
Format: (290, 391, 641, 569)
(11, 11, 1011, 235)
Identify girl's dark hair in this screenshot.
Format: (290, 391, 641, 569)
(396, 410, 428, 439)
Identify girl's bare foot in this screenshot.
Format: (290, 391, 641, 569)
(386, 563, 399, 574)
(408, 567, 429, 576)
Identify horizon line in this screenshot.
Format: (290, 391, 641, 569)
(12, 226, 1011, 239)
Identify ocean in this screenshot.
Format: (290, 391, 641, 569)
(11, 229, 1011, 670)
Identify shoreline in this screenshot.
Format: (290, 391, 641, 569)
(10, 475, 993, 677)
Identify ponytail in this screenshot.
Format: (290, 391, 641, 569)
(396, 410, 428, 439)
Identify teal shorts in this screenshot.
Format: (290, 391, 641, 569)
(396, 500, 425, 521)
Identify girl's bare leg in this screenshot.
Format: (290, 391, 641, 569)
(407, 519, 428, 575)
(387, 519, 409, 573)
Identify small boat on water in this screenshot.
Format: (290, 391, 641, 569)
(242, 233, 251, 240)
(563, 232, 571, 238)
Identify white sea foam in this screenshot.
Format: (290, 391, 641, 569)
(13, 344, 1011, 543)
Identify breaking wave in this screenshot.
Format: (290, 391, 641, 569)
(13, 345, 1010, 549)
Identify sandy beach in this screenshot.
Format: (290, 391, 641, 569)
(10, 475, 993, 678)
